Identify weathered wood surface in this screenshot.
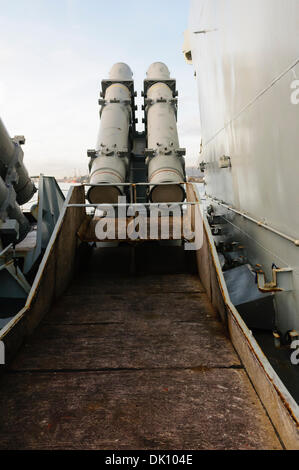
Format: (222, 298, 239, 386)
(44, 291, 215, 324)
(66, 274, 205, 296)
(0, 185, 86, 365)
(0, 369, 280, 450)
(10, 316, 239, 371)
(0, 272, 281, 449)
(15, 229, 37, 254)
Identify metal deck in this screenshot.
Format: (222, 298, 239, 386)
(0, 246, 281, 450)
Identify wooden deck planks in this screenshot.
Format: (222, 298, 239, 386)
(0, 369, 281, 450)
(0, 273, 282, 449)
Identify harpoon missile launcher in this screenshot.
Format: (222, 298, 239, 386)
(87, 62, 186, 204)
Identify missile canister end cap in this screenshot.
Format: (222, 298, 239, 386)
(87, 184, 123, 205)
(109, 63, 133, 81)
(149, 184, 185, 203)
(146, 62, 170, 80)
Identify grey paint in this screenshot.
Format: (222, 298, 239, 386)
(0, 116, 36, 242)
(88, 63, 133, 204)
(145, 62, 186, 202)
(188, 0, 299, 334)
(0, 175, 30, 242)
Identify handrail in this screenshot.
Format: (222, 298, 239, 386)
(83, 182, 187, 187)
(67, 202, 199, 208)
(209, 196, 299, 247)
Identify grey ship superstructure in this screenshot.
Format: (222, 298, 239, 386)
(184, 0, 299, 404)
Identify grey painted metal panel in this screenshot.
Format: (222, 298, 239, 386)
(189, 0, 298, 232)
(188, 0, 299, 333)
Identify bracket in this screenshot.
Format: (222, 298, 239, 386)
(255, 265, 293, 293)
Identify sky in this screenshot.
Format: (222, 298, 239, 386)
(0, 0, 201, 178)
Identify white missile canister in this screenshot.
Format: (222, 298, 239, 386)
(87, 63, 133, 204)
(145, 62, 185, 203)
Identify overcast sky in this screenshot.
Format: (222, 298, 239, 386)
(0, 0, 201, 178)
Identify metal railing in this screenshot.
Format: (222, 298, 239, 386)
(209, 196, 299, 247)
